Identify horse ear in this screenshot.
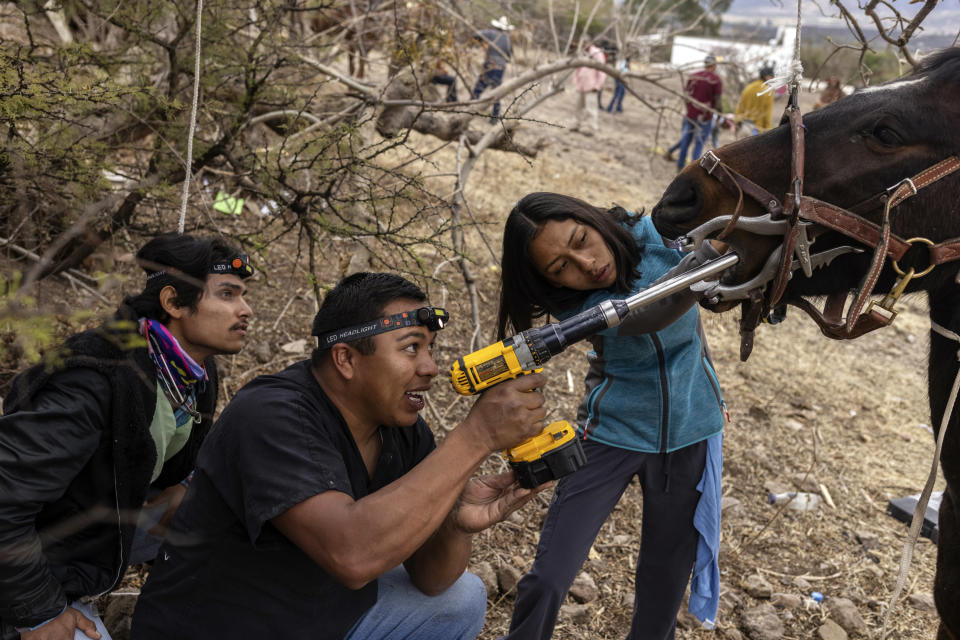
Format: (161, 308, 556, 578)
(778, 109, 790, 126)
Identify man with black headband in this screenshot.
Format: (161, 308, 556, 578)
(132, 272, 548, 640)
(0, 233, 253, 640)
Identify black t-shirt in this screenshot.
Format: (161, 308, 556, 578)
(131, 360, 436, 640)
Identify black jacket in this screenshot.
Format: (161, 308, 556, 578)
(0, 308, 217, 628)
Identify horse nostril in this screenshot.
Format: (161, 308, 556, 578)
(661, 181, 700, 216)
(652, 178, 704, 238)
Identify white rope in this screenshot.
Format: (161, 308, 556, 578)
(789, 0, 803, 83)
(879, 320, 960, 639)
(932, 320, 960, 343)
(759, 0, 804, 96)
(177, 0, 204, 234)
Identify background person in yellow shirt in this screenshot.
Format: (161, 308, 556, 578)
(734, 66, 775, 138)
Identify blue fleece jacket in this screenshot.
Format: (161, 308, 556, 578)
(561, 216, 725, 453)
(555, 215, 726, 626)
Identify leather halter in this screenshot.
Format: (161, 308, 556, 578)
(697, 91, 960, 357)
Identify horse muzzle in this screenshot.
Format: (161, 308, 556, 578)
(651, 173, 706, 238)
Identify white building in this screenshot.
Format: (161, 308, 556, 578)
(670, 26, 798, 79)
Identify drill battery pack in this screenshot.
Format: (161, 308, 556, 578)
(504, 420, 587, 489)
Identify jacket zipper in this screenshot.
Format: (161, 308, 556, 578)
(700, 356, 723, 407)
(652, 334, 669, 453)
(700, 355, 730, 423)
(96, 465, 125, 597)
(584, 375, 612, 438)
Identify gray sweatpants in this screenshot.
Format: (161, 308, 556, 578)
(502, 438, 707, 640)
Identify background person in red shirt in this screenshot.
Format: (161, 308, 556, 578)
(665, 55, 723, 171)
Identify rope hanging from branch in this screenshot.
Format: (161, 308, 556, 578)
(177, 0, 204, 234)
(760, 0, 804, 96)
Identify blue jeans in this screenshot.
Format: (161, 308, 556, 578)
(128, 488, 168, 565)
(669, 118, 713, 170)
(607, 81, 626, 112)
(346, 566, 486, 640)
(472, 67, 504, 118)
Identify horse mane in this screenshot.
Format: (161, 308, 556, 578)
(911, 46, 960, 84)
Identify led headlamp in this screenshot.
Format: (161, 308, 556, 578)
(314, 307, 450, 349)
(146, 253, 254, 281)
(209, 253, 254, 279)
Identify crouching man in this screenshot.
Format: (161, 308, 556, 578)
(131, 272, 549, 639)
(0, 234, 254, 640)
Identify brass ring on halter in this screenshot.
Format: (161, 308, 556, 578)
(892, 237, 936, 278)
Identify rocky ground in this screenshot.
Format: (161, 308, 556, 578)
(4, 56, 943, 640)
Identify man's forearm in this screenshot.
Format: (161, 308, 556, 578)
(403, 513, 472, 596)
(274, 424, 490, 590)
(350, 425, 488, 558)
(0, 371, 106, 625)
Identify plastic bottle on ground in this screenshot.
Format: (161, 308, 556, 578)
(768, 491, 821, 511)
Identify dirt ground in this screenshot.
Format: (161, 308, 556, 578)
(3, 60, 943, 640)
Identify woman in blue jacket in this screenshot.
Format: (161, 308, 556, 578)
(497, 192, 728, 640)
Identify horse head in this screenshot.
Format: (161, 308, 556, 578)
(653, 48, 960, 313)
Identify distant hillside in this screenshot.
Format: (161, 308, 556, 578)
(721, 0, 958, 50)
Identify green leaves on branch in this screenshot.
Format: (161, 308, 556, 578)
(0, 272, 85, 368)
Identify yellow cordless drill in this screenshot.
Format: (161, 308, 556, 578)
(449, 253, 739, 488)
(449, 297, 631, 488)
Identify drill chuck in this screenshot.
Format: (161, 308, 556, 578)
(514, 298, 629, 371)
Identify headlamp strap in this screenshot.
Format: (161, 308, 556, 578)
(146, 253, 254, 282)
(315, 307, 449, 348)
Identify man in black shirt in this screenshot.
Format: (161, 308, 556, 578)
(131, 272, 549, 639)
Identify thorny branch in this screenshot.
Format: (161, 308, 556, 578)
(1, 0, 947, 348)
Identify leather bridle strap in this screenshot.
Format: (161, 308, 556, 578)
(699, 146, 960, 269)
(787, 295, 891, 339)
(699, 151, 784, 219)
(842, 195, 893, 334)
(704, 154, 960, 269)
(798, 156, 960, 266)
(791, 158, 960, 338)
(766, 106, 806, 308)
(849, 156, 960, 216)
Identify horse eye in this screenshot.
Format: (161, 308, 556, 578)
(872, 125, 902, 148)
